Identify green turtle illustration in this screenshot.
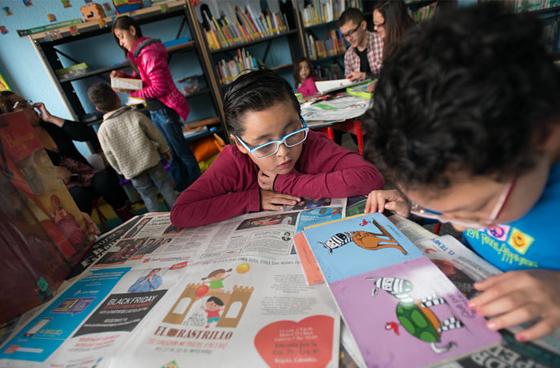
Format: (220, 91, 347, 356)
(371, 277, 464, 354)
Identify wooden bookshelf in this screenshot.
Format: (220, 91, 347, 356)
(210, 30, 298, 54)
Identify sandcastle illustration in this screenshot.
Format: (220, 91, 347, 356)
(164, 283, 254, 328)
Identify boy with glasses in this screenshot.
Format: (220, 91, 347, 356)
(170, 70, 384, 228)
(338, 8, 384, 82)
(364, 3, 560, 341)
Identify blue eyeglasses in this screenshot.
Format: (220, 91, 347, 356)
(235, 118, 309, 159)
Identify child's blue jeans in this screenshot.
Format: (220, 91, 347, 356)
(131, 163, 177, 212)
(150, 106, 201, 191)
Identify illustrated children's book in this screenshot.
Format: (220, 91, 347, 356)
(111, 76, 143, 90)
(302, 213, 502, 367)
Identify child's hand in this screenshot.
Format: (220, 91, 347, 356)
(162, 151, 172, 162)
(258, 170, 277, 191)
(470, 270, 560, 341)
(364, 189, 410, 217)
(81, 212, 100, 240)
(260, 190, 300, 211)
(346, 71, 366, 82)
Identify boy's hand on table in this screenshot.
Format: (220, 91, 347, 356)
(260, 190, 300, 211)
(364, 189, 410, 217)
(258, 170, 277, 191)
(470, 270, 560, 341)
(346, 71, 366, 82)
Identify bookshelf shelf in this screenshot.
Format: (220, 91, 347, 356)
(58, 41, 196, 83)
(270, 63, 293, 72)
(304, 20, 338, 30)
(209, 29, 298, 54)
(526, 5, 560, 16)
(311, 53, 345, 62)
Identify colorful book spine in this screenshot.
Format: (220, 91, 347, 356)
(217, 48, 259, 85)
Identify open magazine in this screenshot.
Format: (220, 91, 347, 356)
(0, 211, 341, 368)
(301, 213, 502, 368)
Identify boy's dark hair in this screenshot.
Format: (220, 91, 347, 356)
(293, 58, 314, 84)
(207, 296, 224, 306)
(338, 7, 365, 27)
(223, 69, 300, 135)
(87, 83, 120, 112)
(112, 15, 143, 54)
(366, 2, 560, 191)
(373, 0, 414, 58)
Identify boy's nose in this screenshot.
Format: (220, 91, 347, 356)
(276, 143, 289, 157)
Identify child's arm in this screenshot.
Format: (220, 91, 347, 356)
(170, 147, 261, 228)
(129, 50, 172, 100)
(137, 113, 171, 155)
(273, 133, 384, 199)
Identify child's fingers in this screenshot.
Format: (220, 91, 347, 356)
(486, 301, 540, 331)
(515, 319, 558, 342)
(375, 192, 386, 213)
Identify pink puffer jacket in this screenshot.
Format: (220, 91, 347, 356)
(128, 37, 190, 121)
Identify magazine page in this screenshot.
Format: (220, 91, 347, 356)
(418, 235, 560, 356)
(0, 264, 188, 368)
(93, 211, 302, 270)
(302, 214, 501, 367)
(112, 256, 340, 367)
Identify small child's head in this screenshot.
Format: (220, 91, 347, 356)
(112, 15, 142, 52)
(87, 83, 121, 113)
(224, 70, 307, 175)
(205, 296, 224, 310)
(293, 58, 313, 84)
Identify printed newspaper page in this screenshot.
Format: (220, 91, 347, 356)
(0, 211, 341, 368)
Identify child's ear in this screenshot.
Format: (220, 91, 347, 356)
(231, 135, 249, 155)
(361, 20, 367, 30)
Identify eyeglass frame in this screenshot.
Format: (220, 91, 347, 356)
(408, 178, 516, 229)
(235, 117, 309, 159)
(341, 23, 362, 39)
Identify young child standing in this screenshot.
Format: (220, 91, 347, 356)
(87, 83, 177, 212)
(293, 58, 318, 97)
(170, 70, 384, 228)
(111, 16, 200, 191)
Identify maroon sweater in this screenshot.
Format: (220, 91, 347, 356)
(170, 131, 384, 228)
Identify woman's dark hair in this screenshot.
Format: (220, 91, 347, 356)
(373, 0, 414, 58)
(293, 58, 314, 84)
(112, 15, 143, 55)
(366, 2, 560, 191)
(223, 69, 300, 135)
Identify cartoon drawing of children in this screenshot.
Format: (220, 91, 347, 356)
(204, 296, 224, 328)
(201, 268, 232, 291)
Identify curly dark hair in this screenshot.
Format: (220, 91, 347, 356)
(365, 2, 560, 191)
(223, 69, 300, 135)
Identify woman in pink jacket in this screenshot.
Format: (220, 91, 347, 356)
(111, 16, 200, 191)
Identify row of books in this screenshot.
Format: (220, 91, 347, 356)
(300, 0, 362, 27)
(478, 0, 560, 12)
(306, 30, 345, 61)
(203, 5, 289, 51)
(216, 48, 259, 85)
(411, 2, 437, 22)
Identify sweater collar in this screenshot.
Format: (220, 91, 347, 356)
(103, 105, 131, 121)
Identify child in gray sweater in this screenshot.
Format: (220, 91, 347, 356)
(88, 83, 177, 212)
